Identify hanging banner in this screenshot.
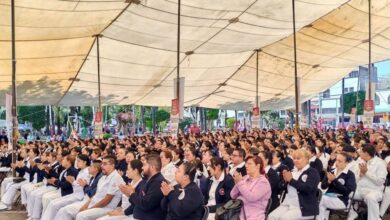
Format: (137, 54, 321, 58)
(173, 77, 185, 119)
(350, 107, 356, 124)
(251, 107, 260, 129)
(94, 111, 103, 138)
(6, 94, 12, 150)
(170, 98, 180, 137)
(363, 100, 374, 129)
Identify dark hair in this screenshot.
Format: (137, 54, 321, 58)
(210, 157, 224, 171)
(338, 152, 352, 163)
(103, 155, 117, 165)
(273, 150, 285, 161)
(182, 161, 197, 182)
(245, 156, 265, 175)
(187, 147, 197, 157)
(77, 154, 91, 166)
(129, 159, 143, 175)
(259, 151, 273, 166)
(83, 148, 93, 156)
(145, 153, 162, 171)
(92, 148, 102, 156)
(362, 144, 376, 158)
(309, 146, 317, 155)
(234, 148, 246, 159)
(91, 159, 102, 172)
(65, 155, 76, 166)
(31, 147, 40, 156)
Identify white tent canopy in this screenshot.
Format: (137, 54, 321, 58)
(1, 0, 390, 110)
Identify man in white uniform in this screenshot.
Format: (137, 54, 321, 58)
(42, 154, 90, 220)
(56, 155, 124, 220)
(348, 144, 387, 220)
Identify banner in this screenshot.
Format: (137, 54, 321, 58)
(251, 107, 260, 129)
(363, 100, 374, 129)
(94, 111, 103, 138)
(170, 99, 180, 137)
(6, 94, 12, 150)
(350, 107, 356, 124)
(173, 77, 185, 119)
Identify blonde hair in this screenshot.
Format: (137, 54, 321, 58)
(292, 149, 311, 161)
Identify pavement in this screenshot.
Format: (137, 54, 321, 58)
(0, 208, 389, 220)
(0, 211, 27, 220)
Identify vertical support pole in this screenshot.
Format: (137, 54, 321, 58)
(96, 35, 102, 112)
(368, 0, 372, 101)
(176, 0, 181, 100)
(308, 100, 311, 128)
(292, 0, 299, 132)
(11, 0, 17, 177)
(256, 50, 259, 108)
(341, 78, 345, 128)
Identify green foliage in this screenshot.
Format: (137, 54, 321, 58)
(263, 110, 284, 129)
(80, 106, 94, 126)
(17, 106, 46, 130)
(206, 108, 219, 120)
(342, 91, 365, 115)
(179, 117, 193, 130)
(103, 133, 112, 140)
(156, 109, 170, 123)
(226, 118, 235, 129)
(0, 108, 5, 120)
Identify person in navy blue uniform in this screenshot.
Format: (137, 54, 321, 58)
(115, 148, 128, 181)
(80, 159, 103, 198)
(268, 149, 320, 220)
(48, 155, 79, 196)
(309, 146, 324, 179)
(318, 152, 356, 220)
(204, 157, 234, 217)
(161, 161, 204, 220)
(128, 154, 166, 220)
(260, 151, 281, 212)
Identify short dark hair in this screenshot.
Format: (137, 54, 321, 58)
(362, 144, 376, 158)
(77, 154, 91, 166)
(210, 157, 224, 171)
(103, 155, 117, 165)
(145, 153, 162, 171)
(234, 148, 246, 159)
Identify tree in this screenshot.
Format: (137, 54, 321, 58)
(80, 106, 94, 126)
(156, 109, 170, 123)
(179, 117, 193, 130)
(342, 91, 365, 115)
(206, 108, 219, 120)
(17, 106, 46, 130)
(226, 118, 235, 129)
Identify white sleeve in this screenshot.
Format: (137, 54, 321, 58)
(107, 176, 124, 195)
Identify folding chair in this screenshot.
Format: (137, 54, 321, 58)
(202, 205, 209, 220)
(313, 188, 323, 220)
(265, 197, 272, 220)
(327, 190, 356, 219)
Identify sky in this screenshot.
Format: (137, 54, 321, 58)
(375, 59, 390, 78)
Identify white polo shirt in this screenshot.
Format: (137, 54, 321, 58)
(89, 169, 124, 209)
(73, 167, 90, 200)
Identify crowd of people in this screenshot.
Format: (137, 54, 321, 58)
(0, 125, 389, 220)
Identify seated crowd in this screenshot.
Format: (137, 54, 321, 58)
(0, 126, 389, 220)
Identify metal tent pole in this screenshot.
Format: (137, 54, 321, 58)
(292, 0, 300, 133)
